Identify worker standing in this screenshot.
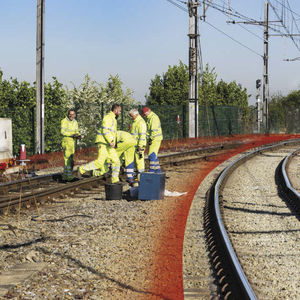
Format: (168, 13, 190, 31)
(61, 109, 81, 182)
(78, 104, 121, 183)
(129, 109, 147, 179)
(142, 107, 163, 173)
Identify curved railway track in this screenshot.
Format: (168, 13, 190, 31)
(204, 139, 300, 299)
(1, 137, 300, 299)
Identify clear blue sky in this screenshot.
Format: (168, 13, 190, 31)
(0, 0, 300, 105)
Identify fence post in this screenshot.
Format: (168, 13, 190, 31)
(101, 102, 104, 120)
(182, 104, 186, 138)
(121, 103, 124, 130)
(32, 106, 36, 155)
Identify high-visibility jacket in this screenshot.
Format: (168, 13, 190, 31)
(95, 111, 117, 145)
(130, 115, 147, 148)
(116, 130, 137, 148)
(146, 112, 163, 141)
(61, 117, 79, 137)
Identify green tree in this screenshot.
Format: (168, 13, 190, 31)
(268, 93, 285, 132)
(44, 77, 68, 152)
(283, 90, 300, 107)
(0, 71, 69, 155)
(146, 61, 189, 105)
(268, 90, 300, 133)
(199, 64, 218, 105)
(0, 72, 35, 155)
(66, 74, 135, 147)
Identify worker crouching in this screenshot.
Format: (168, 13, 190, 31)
(78, 104, 121, 183)
(115, 130, 137, 185)
(142, 107, 163, 173)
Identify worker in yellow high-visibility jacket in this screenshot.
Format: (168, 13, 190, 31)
(116, 130, 137, 185)
(129, 109, 147, 178)
(93, 130, 136, 185)
(142, 107, 163, 173)
(78, 104, 121, 183)
(61, 109, 81, 181)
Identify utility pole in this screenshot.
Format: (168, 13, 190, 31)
(256, 79, 262, 133)
(36, 0, 45, 154)
(263, 2, 269, 133)
(188, 0, 199, 138)
(226, 0, 300, 133)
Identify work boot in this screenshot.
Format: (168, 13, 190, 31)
(77, 168, 83, 179)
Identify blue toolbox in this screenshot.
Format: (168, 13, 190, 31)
(138, 172, 166, 200)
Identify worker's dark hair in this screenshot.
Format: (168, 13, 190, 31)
(68, 108, 76, 115)
(111, 104, 121, 111)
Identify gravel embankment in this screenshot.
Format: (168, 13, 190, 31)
(0, 165, 192, 299)
(221, 146, 300, 299)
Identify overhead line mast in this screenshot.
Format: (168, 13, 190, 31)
(225, 1, 300, 133)
(188, 0, 199, 138)
(36, 0, 45, 154)
(263, 2, 269, 132)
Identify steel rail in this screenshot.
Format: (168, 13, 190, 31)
(0, 176, 104, 210)
(0, 143, 237, 194)
(281, 148, 300, 199)
(0, 144, 234, 212)
(209, 138, 300, 299)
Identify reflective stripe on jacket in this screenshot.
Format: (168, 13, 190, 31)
(95, 111, 117, 145)
(146, 112, 163, 141)
(61, 117, 79, 137)
(130, 115, 147, 148)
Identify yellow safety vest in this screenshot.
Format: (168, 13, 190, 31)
(146, 112, 163, 141)
(61, 117, 79, 137)
(130, 115, 147, 148)
(95, 111, 117, 145)
(117, 130, 136, 146)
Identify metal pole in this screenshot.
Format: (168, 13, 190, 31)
(256, 79, 262, 133)
(36, 0, 45, 154)
(263, 2, 269, 133)
(188, 0, 199, 138)
(194, 2, 198, 138)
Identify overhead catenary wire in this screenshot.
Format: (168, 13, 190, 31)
(203, 19, 263, 58)
(211, 0, 300, 55)
(164, 0, 188, 13)
(268, 0, 300, 51)
(164, 0, 265, 59)
(270, 0, 300, 19)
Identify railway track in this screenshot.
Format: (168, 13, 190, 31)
(1, 138, 300, 299)
(204, 139, 300, 299)
(0, 143, 240, 213)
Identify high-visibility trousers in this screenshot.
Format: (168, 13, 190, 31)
(148, 140, 162, 173)
(79, 143, 120, 183)
(116, 142, 135, 184)
(62, 137, 75, 181)
(134, 148, 145, 176)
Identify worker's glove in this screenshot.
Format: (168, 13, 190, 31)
(137, 147, 144, 159)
